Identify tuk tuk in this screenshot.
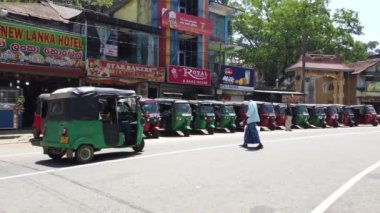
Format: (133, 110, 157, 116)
(352, 104, 379, 126)
(273, 103, 286, 127)
(306, 104, 327, 128)
(189, 100, 216, 134)
(291, 104, 310, 128)
(325, 105, 340, 127)
(257, 101, 276, 130)
(212, 101, 237, 133)
(339, 106, 356, 127)
(156, 99, 193, 136)
(140, 99, 161, 138)
(32, 93, 50, 139)
(32, 87, 145, 164)
(233, 101, 248, 130)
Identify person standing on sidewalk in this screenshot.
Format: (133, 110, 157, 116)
(285, 103, 293, 131)
(241, 100, 263, 149)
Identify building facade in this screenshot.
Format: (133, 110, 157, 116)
(286, 54, 354, 104)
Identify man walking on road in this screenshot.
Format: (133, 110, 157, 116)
(241, 100, 263, 149)
(285, 103, 293, 131)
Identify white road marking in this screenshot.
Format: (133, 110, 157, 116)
(0, 129, 379, 182)
(0, 152, 41, 158)
(311, 161, 380, 213)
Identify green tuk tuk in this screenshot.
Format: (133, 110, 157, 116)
(291, 104, 310, 128)
(32, 87, 145, 164)
(156, 99, 193, 136)
(306, 104, 327, 128)
(212, 101, 237, 133)
(189, 100, 216, 134)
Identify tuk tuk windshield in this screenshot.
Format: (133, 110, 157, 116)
(296, 106, 308, 113)
(344, 108, 354, 114)
(327, 106, 338, 114)
(315, 107, 325, 114)
(142, 102, 159, 113)
(222, 105, 235, 114)
(365, 106, 376, 113)
(200, 105, 214, 114)
(174, 103, 191, 113)
(262, 104, 274, 113)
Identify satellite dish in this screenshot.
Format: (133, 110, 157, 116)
(0, 8, 8, 17)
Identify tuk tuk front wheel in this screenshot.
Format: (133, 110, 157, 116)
(32, 129, 40, 139)
(373, 121, 379, 127)
(183, 129, 190, 137)
(207, 128, 214, 135)
(133, 140, 145, 152)
(75, 145, 94, 164)
(152, 130, 160, 139)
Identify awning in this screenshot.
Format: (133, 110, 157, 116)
(254, 89, 305, 95)
(0, 62, 85, 78)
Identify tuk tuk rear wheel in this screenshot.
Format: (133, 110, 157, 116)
(75, 145, 94, 164)
(229, 127, 236, 133)
(373, 122, 379, 127)
(47, 149, 65, 160)
(133, 140, 145, 152)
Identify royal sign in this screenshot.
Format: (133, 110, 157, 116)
(87, 59, 165, 82)
(219, 65, 255, 91)
(0, 20, 86, 69)
(161, 9, 212, 37)
(168, 65, 211, 86)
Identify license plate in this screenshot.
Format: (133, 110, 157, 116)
(60, 136, 69, 144)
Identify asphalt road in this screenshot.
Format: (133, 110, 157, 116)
(0, 126, 380, 213)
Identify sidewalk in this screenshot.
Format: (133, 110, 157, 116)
(0, 128, 33, 145)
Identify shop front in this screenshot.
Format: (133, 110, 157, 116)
(86, 59, 165, 98)
(0, 20, 86, 127)
(161, 65, 213, 99)
(218, 65, 255, 101)
(359, 81, 380, 112)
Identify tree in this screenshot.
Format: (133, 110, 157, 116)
(233, 0, 376, 86)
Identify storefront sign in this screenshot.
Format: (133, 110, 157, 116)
(366, 81, 380, 92)
(219, 65, 255, 91)
(87, 59, 165, 82)
(0, 20, 86, 69)
(103, 44, 118, 57)
(161, 9, 212, 36)
(168, 65, 211, 86)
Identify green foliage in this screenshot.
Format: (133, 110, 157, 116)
(234, 0, 378, 86)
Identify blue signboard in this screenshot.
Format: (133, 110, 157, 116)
(219, 65, 255, 91)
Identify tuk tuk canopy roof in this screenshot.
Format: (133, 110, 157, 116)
(37, 93, 51, 100)
(50, 87, 135, 99)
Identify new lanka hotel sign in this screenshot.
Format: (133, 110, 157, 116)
(0, 20, 86, 69)
(168, 65, 211, 86)
(161, 9, 212, 36)
(220, 65, 255, 91)
(87, 59, 165, 82)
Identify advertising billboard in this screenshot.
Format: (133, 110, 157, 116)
(161, 9, 212, 37)
(219, 65, 255, 91)
(87, 59, 165, 82)
(0, 20, 86, 69)
(167, 65, 211, 86)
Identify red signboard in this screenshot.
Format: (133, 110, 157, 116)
(161, 9, 212, 37)
(87, 59, 165, 82)
(168, 65, 211, 86)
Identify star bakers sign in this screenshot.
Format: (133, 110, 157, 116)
(168, 65, 211, 86)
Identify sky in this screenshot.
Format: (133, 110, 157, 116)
(328, 0, 379, 43)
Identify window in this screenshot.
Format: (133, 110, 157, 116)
(178, 51, 186, 66)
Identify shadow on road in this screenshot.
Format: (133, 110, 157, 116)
(35, 151, 142, 168)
